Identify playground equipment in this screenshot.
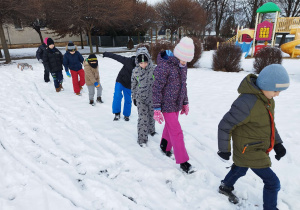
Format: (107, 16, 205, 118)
(251, 2, 300, 57)
(280, 27, 300, 57)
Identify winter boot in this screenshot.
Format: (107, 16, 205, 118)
(113, 113, 121, 121)
(76, 92, 82, 96)
(96, 97, 103, 103)
(124, 116, 130, 121)
(59, 83, 64, 91)
(150, 132, 157, 136)
(56, 87, 61, 92)
(180, 161, 193, 174)
(160, 138, 172, 157)
(219, 182, 239, 204)
(89, 100, 95, 106)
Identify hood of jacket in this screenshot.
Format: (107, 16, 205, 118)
(135, 47, 152, 67)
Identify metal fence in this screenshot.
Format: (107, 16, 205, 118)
(88, 36, 146, 47)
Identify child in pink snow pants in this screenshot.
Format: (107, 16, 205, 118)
(152, 37, 195, 174)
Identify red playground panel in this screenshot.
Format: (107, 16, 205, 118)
(254, 45, 268, 55)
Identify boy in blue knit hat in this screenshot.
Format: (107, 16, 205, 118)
(217, 64, 289, 209)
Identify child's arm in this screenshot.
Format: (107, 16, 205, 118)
(36, 46, 42, 60)
(131, 68, 138, 101)
(42, 51, 51, 72)
(218, 96, 251, 153)
(152, 65, 169, 109)
(63, 54, 69, 71)
(103, 52, 130, 65)
(79, 53, 84, 64)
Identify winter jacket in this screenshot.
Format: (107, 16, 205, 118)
(103, 52, 136, 89)
(36, 43, 47, 61)
(131, 47, 154, 103)
(218, 74, 283, 168)
(84, 60, 100, 86)
(63, 48, 84, 71)
(43, 47, 64, 73)
(152, 52, 188, 113)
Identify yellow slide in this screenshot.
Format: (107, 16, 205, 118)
(281, 40, 300, 57)
(280, 28, 300, 58)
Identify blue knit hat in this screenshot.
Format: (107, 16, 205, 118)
(256, 64, 290, 91)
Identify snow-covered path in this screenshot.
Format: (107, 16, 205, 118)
(0, 51, 299, 210)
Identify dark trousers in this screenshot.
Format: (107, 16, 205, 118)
(51, 71, 63, 88)
(222, 165, 280, 210)
(44, 67, 50, 82)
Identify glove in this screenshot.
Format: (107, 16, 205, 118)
(180, 104, 189, 115)
(274, 143, 286, 161)
(133, 99, 137, 106)
(38, 59, 43, 63)
(94, 82, 100, 87)
(153, 110, 164, 124)
(217, 151, 231, 160)
(66, 71, 71, 78)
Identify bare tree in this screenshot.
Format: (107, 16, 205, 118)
(275, 0, 300, 17)
(45, 0, 132, 53)
(156, 0, 206, 42)
(239, 0, 266, 28)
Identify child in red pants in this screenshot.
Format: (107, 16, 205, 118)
(63, 41, 85, 95)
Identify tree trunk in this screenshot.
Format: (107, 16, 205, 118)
(88, 29, 93, 54)
(0, 48, 3, 58)
(80, 30, 84, 49)
(95, 36, 99, 54)
(0, 22, 11, 63)
(33, 26, 43, 44)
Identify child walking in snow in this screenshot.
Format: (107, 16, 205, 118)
(63, 41, 85, 95)
(43, 38, 64, 92)
(217, 64, 289, 209)
(131, 47, 155, 147)
(152, 37, 195, 174)
(36, 37, 50, 82)
(103, 52, 136, 121)
(84, 54, 103, 105)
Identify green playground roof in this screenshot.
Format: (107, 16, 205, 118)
(257, 2, 281, 13)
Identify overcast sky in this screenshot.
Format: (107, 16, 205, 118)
(144, 0, 162, 5)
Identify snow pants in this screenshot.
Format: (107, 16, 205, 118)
(87, 85, 102, 100)
(51, 70, 63, 88)
(70, 69, 85, 94)
(161, 112, 189, 164)
(112, 82, 132, 117)
(136, 99, 155, 144)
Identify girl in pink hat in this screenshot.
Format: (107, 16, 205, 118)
(153, 37, 195, 174)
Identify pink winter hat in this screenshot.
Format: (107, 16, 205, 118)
(44, 37, 48, 45)
(174, 37, 194, 62)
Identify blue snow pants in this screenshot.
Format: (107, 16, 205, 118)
(112, 82, 132, 117)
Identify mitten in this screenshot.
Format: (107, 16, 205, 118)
(39, 59, 43, 63)
(274, 143, 286, 161)
(94, 82, 100, 87)
(217, 151, 231, 160)
(153, 110, 164, 124)
(133, 99, 137, 106)
(66, 71, 71, 78)
(180, 104, 189, 115)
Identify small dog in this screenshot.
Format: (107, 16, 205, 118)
(17, 63, 33, 71)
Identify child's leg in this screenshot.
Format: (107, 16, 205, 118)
(148, 101, 155, 134)
(251, 167, 280, 210)
(56, 70, 63, 86)
(222, 164, 248, 187)
(87, 85, 95, 100)
(112, 82, 123, 114)
(70, 70, 80, 93)
(96, 85, 103, 97)
(122, 86, 132, 117)
(78, 69, 85, 87)
(137, 101, 149, 144)
(162, 112, 189, 164)
(51, 72, 59, 88)
(44, 66, 50, 82)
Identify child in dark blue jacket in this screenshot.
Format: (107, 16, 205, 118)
(63, 41, 85, 95)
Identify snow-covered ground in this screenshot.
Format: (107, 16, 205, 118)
(0, 49, 299, 210)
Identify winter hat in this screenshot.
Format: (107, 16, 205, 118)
(256, 64, 290, 91)
(47, 38, 54, 46)
(43, 37, 48, 45)
(87, 54, 98, 68)
(137, 54, 148, 63)
(67, 41, 76, 51)
(173, 37, 194, 62)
